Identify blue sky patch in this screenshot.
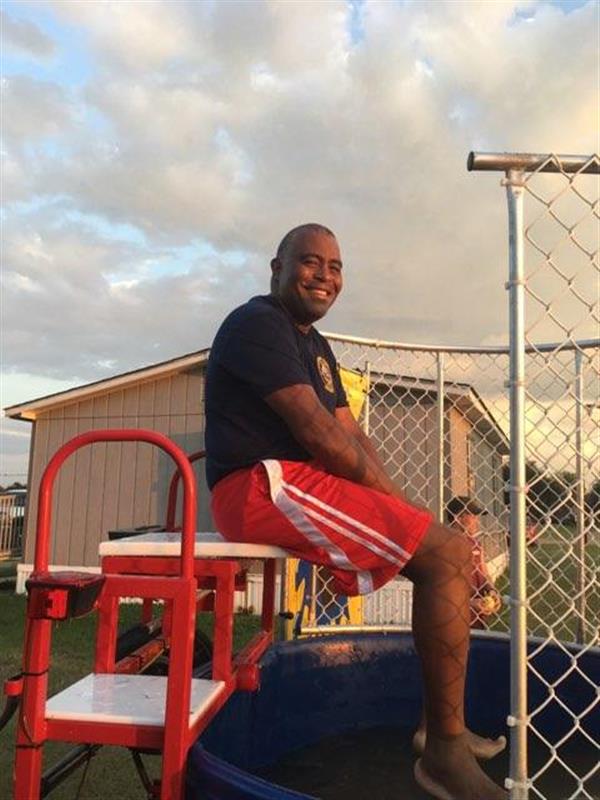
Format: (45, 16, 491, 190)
(2, 1, 93, 87)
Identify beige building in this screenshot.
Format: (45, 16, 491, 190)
(5, 348, 509, 588)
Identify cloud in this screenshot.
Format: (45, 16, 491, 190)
(1, 208, 267, 380)
(1, 75, 76, 149)
(0, 9, 56, 59)
(49, 0, 203, 72)
(2, 0, 598, 411)
(0, 418, 32, 482)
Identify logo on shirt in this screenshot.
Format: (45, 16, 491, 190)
(316, 356, 335, 394)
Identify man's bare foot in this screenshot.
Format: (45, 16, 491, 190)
(414, 732, 508, 800)
(413, 725, 506, 761)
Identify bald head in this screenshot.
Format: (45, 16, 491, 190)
(269, 223, 342, 330)
(275, 223, 336, 263)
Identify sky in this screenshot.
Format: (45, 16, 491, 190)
(1, 0, 598, 483)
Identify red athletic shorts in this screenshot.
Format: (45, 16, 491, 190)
(211, 460, 433, 596)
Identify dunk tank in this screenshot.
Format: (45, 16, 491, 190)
(5, 152, 599, 800)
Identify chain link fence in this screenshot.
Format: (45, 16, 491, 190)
(301, 341, 513, 630)
(293, 338, 598, 645)
(511, 154, 599, 800)
(281, 153, 598, 799)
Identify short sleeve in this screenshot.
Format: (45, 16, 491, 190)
(332, 361, 349, 408)
(320, 337, 348, 408)
(218, 306, 312, 397)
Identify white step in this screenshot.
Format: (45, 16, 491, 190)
(46, 673, 225, 727)
(99, 531, 291, 559)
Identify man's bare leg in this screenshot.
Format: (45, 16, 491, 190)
(402, 522, 507, 799)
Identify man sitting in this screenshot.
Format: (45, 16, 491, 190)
(205, 223, 507, 800)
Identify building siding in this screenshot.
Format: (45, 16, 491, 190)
(24, 369, 209, 568)
(470, 432, 506, 521)
(369, 388, 440, 510)
(448, 406, 471, 497)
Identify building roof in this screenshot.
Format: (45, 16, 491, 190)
(4, 346, 509, 453)
(4, 349, 210, 421)
(369, 370, 510, 453)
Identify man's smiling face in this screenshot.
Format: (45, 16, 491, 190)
(271, 228, 343, 330)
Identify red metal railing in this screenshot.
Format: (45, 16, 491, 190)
(165, 449, 205, 531)
(14, 430, 199, 800)
(35, 430, 197, 578)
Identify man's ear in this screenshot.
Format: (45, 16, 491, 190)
(270, 257, 281, 286)
(271, 258, 282, 293)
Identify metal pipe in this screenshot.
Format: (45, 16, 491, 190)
(363, 360, 371, 436)
(436, 353, 445, 523)
(40, 745, 102, 798)
(574, 350, 587, 644)
(165, 449, 205, 530)
(35, 430, 197, 578)
(310, 566, 317, 625)
(468, 151, 599, 174)
(324, 330, 600, 356)
(279, 561, 290, 640)
(299, 624, 412, 636)
(505, 168, 529, 800)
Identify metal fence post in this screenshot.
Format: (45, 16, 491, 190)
(574, 349, 587, 645)
(363, 360, 371, 436)
(504, 167, 529, 800)
(279, 560, 289, 640)
(436, 352, 445, 523)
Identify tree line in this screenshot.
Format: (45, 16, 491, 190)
(502, 463, 600, 524)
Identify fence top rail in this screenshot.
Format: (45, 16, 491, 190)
(323, 332, 600, 356)
(467, 151, 600, 174)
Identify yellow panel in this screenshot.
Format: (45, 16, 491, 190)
(339, 367, 369, 421)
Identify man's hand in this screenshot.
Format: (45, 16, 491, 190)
(472, 590, 502, 617)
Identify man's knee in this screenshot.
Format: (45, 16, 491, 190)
(403, 522, 472, 583)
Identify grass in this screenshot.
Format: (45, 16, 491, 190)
(0, 558, 18, 584)
(490, 538, 600, 643)
(0, 589, 261, 800)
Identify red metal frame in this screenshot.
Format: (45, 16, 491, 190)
(165, 449, 205, 530)
(11, 431, 280, 800)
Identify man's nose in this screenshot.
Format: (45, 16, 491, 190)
(313, 264, 330, 281)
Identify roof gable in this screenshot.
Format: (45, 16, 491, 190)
(4, 349, 210, 420)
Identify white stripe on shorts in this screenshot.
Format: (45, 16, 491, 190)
(299, 504, 402, 567)
(262, 460, 356, 572)
(262, 459, 405, 571)
(281, 479, 411, 561)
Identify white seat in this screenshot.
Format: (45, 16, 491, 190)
(99, 531, 291, 559)
(46, 673, 225, 728)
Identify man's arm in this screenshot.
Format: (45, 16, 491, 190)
(265, 383, 399, 496)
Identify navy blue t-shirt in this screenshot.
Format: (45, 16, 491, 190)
(205, 295, 348, 489)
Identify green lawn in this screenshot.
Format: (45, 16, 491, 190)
(0, 589, 261, 799)
(0, 558, 18, 583)
(489, 539, 599, 643)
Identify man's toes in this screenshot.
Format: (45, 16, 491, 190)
(471, 734, 507, 761)
(412, 728, 426, 755)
